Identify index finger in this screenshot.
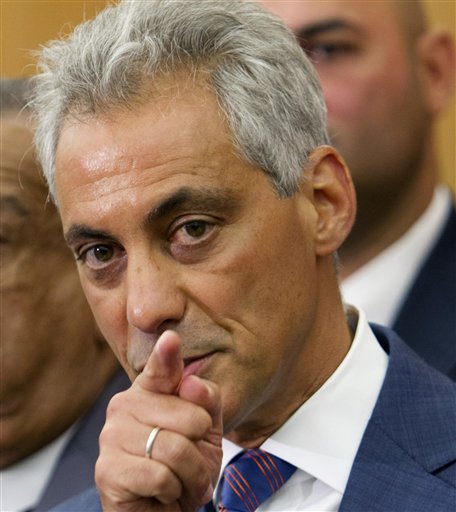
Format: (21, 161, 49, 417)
(134, 330, 183, 395)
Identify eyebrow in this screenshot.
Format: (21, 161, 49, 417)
(296, 19, 360, 40)
(146, 186, 240, 224)
(64, 186, 240, 247)
(65, 225, 114, 247)
(1, 196, 30, 218)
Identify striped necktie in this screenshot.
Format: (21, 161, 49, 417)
(215, 449, 297, 512)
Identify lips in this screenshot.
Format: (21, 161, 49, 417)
(182, 352, 215, 378)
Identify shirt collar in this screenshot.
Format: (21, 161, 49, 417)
(220, 307, 388, 494)
(342, 186, 452, 326)
(0, 424, 77, 511)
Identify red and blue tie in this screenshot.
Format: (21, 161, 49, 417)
(214, 449, 297, 512)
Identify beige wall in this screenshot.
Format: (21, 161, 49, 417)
(1, 1, 109, 75)
(425, 1, 455, 191)
(1, 0, 454, 190)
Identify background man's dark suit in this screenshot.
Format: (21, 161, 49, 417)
(393, 206, 456, 379)
(33, 371, 129, 511)
(50, 326, 456, 512)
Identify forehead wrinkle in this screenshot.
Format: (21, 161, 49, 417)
(70, 150, 213, 199)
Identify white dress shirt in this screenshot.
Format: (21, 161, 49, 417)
(214, 308, 388, 511)
(341, 186, 452, 327)
(1, 425, 76, 512)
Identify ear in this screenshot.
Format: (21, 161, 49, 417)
(417, 30, 455, 114)
(306, 146, 356, 256)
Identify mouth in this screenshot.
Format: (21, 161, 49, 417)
(182, 352, 216, 378)
(132, 341, 223, 379)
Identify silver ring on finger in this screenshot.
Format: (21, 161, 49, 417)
(145, 426, 161, 459)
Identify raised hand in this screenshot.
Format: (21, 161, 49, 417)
(95, 331, 223, 512)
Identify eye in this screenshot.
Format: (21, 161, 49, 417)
(171, 220, 213, 243)
(168, 218, 217, 250)
(298, 39, 357, 63)
(91, 245, 114, 262)
(77, 243, 124, 270)
(183, 221, 208, 238)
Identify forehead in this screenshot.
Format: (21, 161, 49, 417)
(55, 79, 254, 221)
(259, 0, 400, 34)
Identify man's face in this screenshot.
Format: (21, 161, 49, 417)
(56, 83, 327, 438)
(0, 116, 117, 467)
(260, 1, 430, 207)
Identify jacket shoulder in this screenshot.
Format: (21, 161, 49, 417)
(341, 325, 456, 511)
(393, 206, 456, 377)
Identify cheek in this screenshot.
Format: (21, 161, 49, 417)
(197, 235, 275, 315)
(320, 62, 409, 128)
(1, 287, 60, 393)
(322, 77, 378, 126)
(1, 245, 37, 289)
(84, 284, 126, 362)
(191, 218, 314, 337)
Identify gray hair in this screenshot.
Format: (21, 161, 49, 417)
(31, 0, 329, 201)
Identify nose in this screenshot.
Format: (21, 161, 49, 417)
(126, 253, 186, 335)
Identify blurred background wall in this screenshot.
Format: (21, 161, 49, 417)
(1, 0, 454, 190)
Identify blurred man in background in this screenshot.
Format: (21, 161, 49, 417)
(260, 0, 456, 378)
(0, 78, 129, 512)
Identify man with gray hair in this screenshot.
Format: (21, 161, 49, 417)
(30, 1, 455, 511)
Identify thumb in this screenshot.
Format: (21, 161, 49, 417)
(134, 330, 184, 394)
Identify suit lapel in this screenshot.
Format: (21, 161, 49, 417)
(340, 421, 455, 512)
(341, 325, 456, 511)
(393, 207, 456, 378)
(37, 370, 129, 511)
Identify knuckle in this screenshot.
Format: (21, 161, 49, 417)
(163, 436, 210, 497)
(98, 421, 118, 447)
(178, 403, 212, 440)
(95, 455, 115, 488)
(152, 466, 183, 504)
(163, 434, 189, 466)
(153, 463, 173, 492)
(106, 391, 129, 417)
(192, 409, 212, 437)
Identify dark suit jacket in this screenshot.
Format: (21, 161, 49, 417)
(33, 370, 129, 511)
(339, 325, 456, 511)
(392, 206, 456, 379)
(51, 325, 456, 511)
